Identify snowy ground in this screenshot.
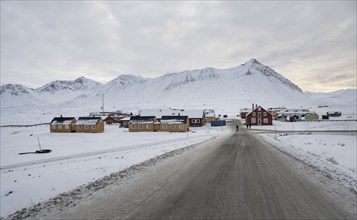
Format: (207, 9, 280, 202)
(1, 103, 356, 218)
(259, 132, 357, 193)
(0, 124, 230, 218)
(251, 120, 357, 131)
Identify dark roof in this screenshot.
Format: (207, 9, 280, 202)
(161, 115, 188, 123)
(246, 106, 272, 117)
(78, 117, 102, 121)
(129, 116, 156, 121)
(50, 117, 75, 123)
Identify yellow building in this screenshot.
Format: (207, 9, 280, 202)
(160, 116, 189, 132)
(50, 116, 76, 133)
(128, 116, 157, 132)
(75, 117, 105, 133)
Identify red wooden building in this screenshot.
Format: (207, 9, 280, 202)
(245, 105, 273, 126)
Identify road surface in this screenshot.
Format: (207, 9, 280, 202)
(41, 130, 353, 219)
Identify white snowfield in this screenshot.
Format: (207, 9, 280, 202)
(0, 125, 230, 217)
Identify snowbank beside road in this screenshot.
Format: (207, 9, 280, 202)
(259, 133, 357, 193)
(0, 125, 230, 218)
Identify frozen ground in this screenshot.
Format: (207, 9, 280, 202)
(0, 124, 230, 218)
(259, 132, 357, 193)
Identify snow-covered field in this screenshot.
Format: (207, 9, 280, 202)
(252, 120, 357, 131)
(0, 124, 230, 217)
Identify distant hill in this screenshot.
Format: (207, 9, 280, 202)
(306, 89, 357, 106)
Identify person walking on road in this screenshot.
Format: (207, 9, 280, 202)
(236, 125, 239, 132)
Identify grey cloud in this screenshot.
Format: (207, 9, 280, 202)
(0, 1, 356, 92)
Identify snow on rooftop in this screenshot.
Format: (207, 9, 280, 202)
(51, 119, 73, 125)
(139, 108, 204, 118)
(161, 119, 185, 124)
(120, 117, 131, 121)
(76, 119, 99, 125)
(129, 121, 154, 124)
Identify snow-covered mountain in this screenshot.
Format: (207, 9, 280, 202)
(0, 84, 44, 107)
(1, 77, 103, 107)
(69, 59, 315, 112)
(306, 89, 357, 106)
(0, 84, 33, 96)
(37, 76, 101, 94)
(102, 75, 148, 93)
(1, 59, 319, 111)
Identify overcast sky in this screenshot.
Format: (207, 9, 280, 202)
(1, 1, 356, 92)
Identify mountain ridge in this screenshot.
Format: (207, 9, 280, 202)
(0, 59, 340, 110)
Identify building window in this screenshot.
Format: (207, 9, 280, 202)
(171, 124, 175, 129)
(58, 124, 62, 129)
(65, 125, 69, 129)
(77, 124, 82, 129)
(130, 124, 135, 129)
(251, 118, 256, 123)
(258, 112, 261, 118)
(263, 112, 267, 117)
(192, 119, 200, 123)
(146, 124, 151, 129)
(91, 125, 96, 129)
(162, 124, 167, 129)
(263, 118, 268, 124)
(52, 124, 56, 129)
(179, 124, 184, 129)
(252, 112, 256, 117)
(84, 125, 89, 129)
(138, 124, 143, 129)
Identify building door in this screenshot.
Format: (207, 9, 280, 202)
(258, 118, 262, 125)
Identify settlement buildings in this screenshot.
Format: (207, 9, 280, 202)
(50, 116, 104, 133)
(245, 105, 273, 126)
(76, 117, 105, 133)
(160, 115, 189, 132)
(50, 116, 76, 133)
(128, 116, 157, 132)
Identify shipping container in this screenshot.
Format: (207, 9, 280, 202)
(211, 120, 226, 126)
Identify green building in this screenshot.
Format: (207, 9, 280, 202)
(304, 113, 319, 121)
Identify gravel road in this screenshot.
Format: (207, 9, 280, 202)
(38, 130, 354, 219)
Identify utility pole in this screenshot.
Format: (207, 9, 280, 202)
(101, 93, 105, 112)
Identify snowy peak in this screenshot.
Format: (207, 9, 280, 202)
(36, 76, 101, 94)
(103, 74, 147, 91)
(160, 67, 219, 91)
(0, 84, 33, 96)
(243, 58, 303, 93)
(243, 58, 262, 66)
